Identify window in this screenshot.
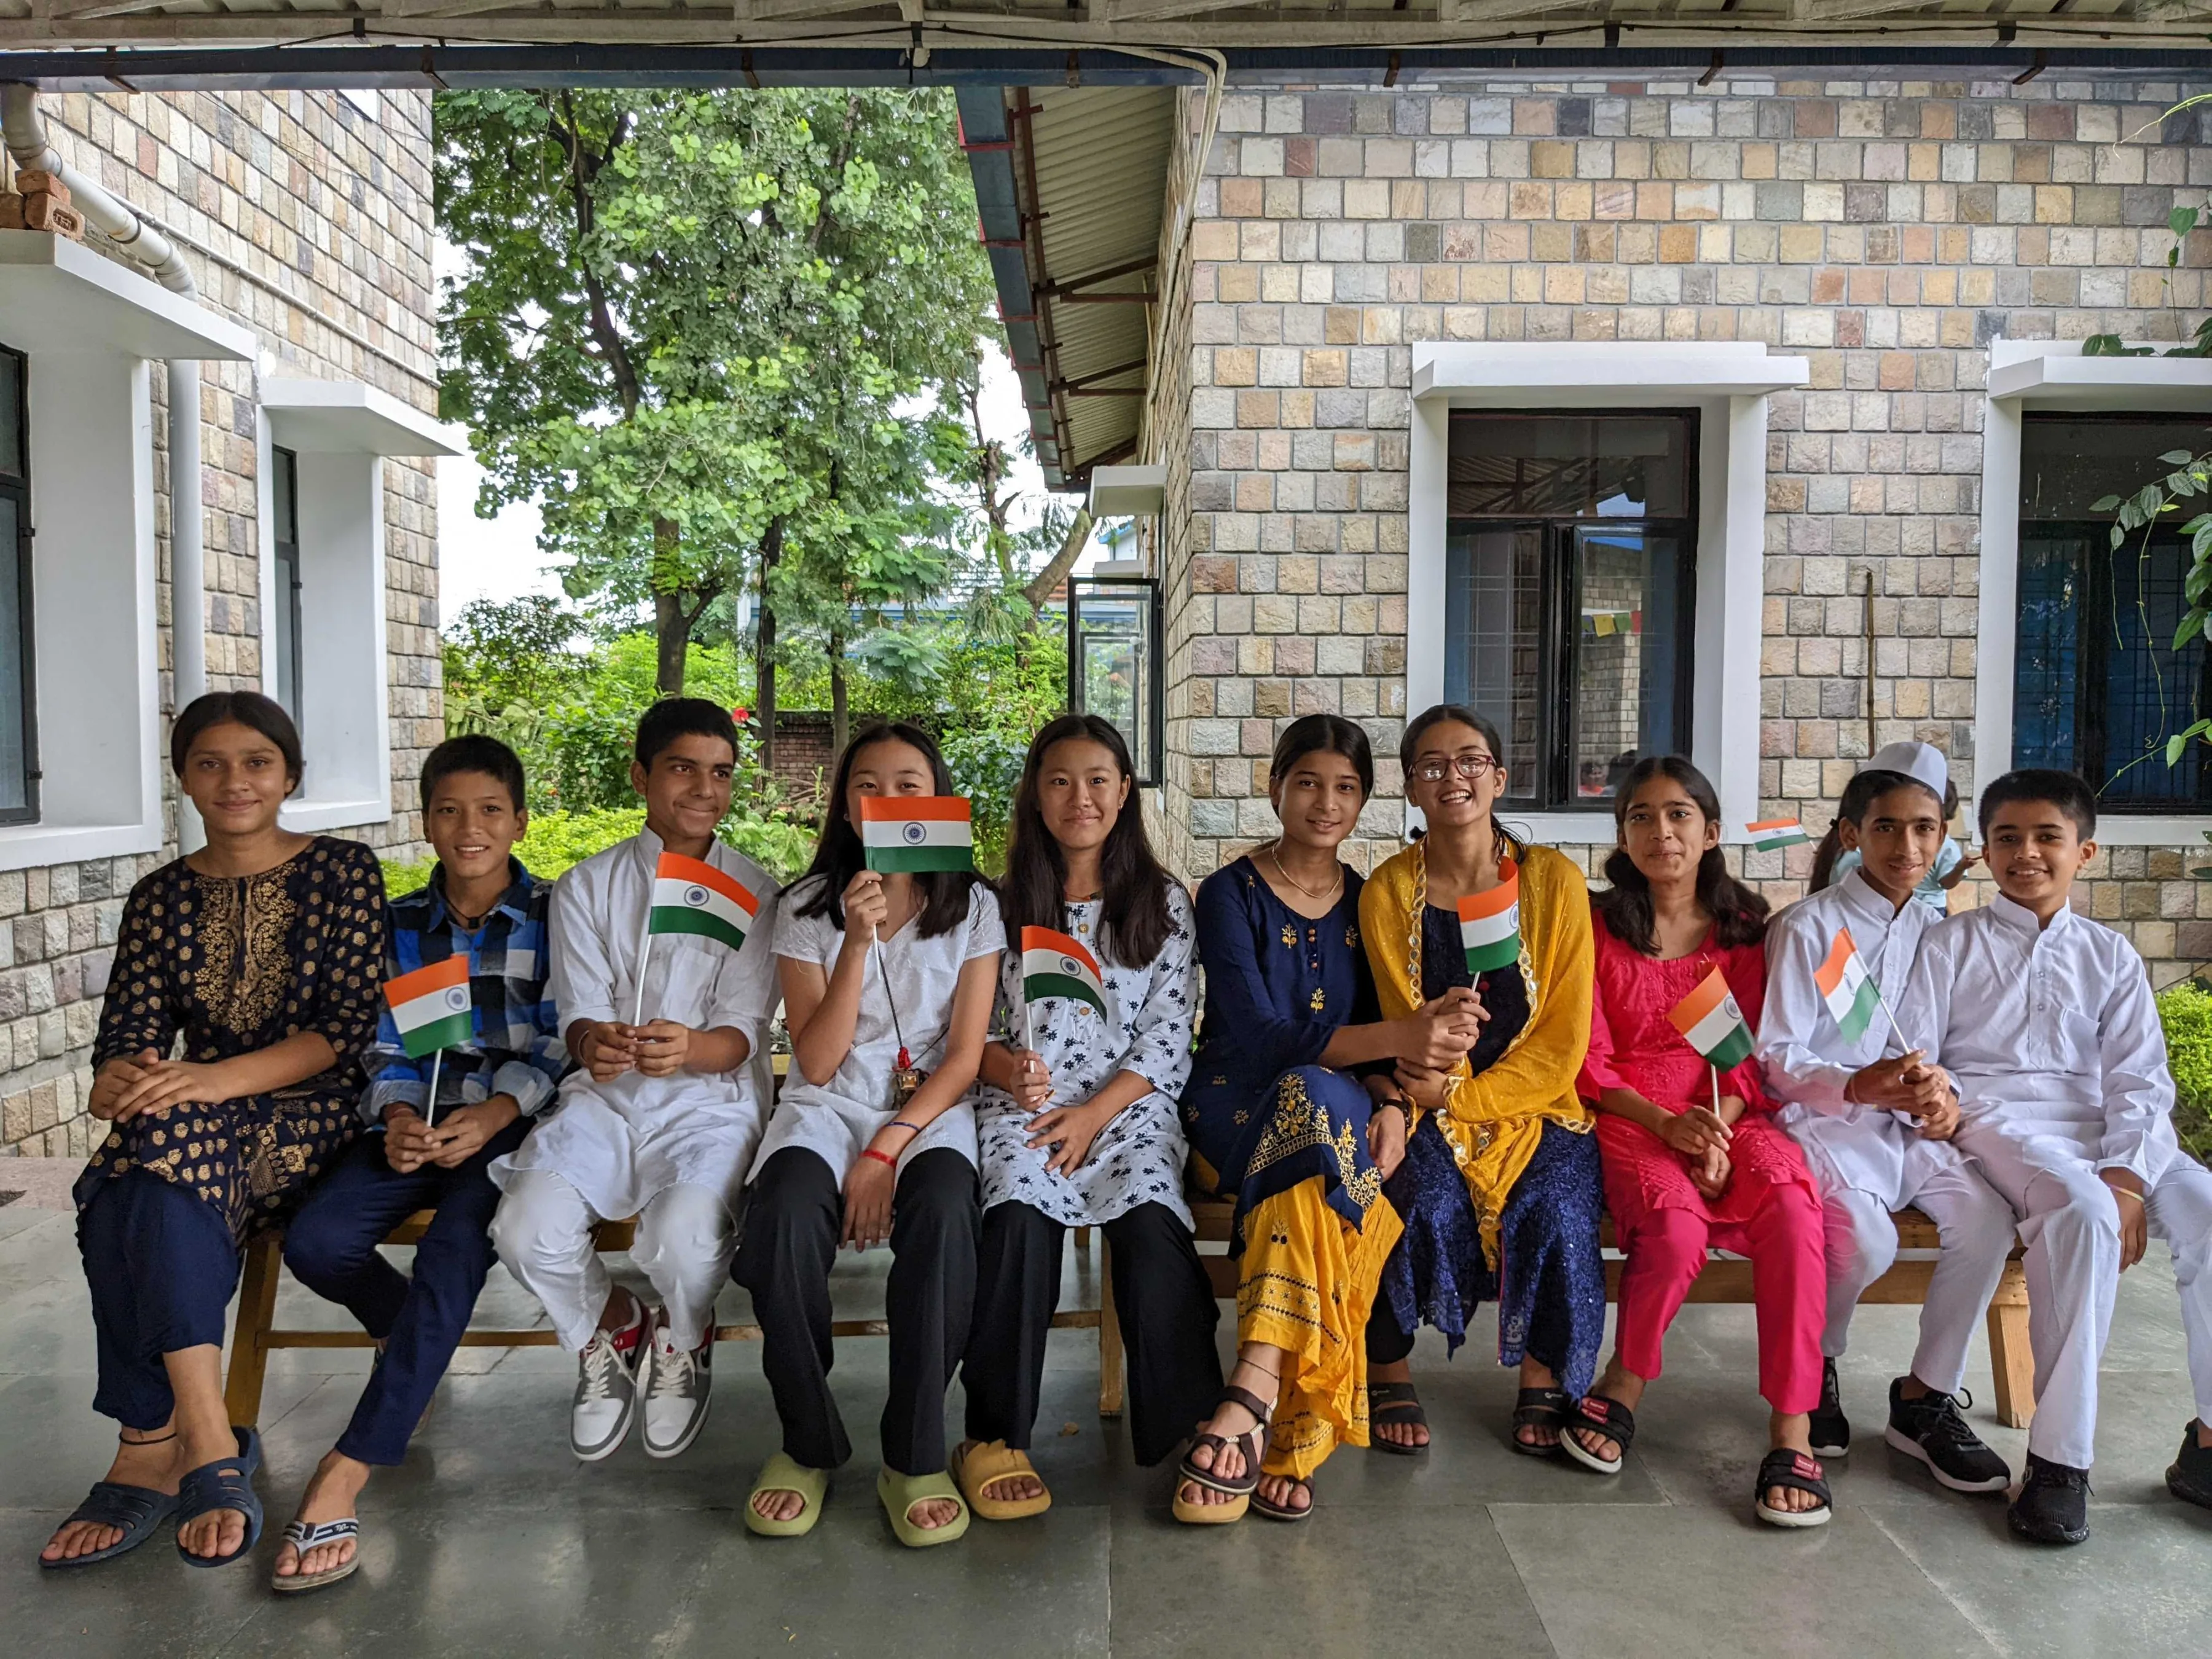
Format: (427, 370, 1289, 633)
(0, 341, 32, 825)
(1068, 576, 1163, 788)
(2011, 412, 2212, 811)
(1441, 411, 1697, 809)
(270, 444, 303, 728)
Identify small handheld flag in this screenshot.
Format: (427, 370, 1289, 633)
(1745, 819, 1810, 852)
(1021, 927, 1108, 1020)
(860, 796, 975, 874)
(1457, 864, 1521, 976)
(648, 853, 758, 952)
(1668, 965, 1756, 1070)
(382, 955, 473, 1127)
(1814, 928, 1885, 1045)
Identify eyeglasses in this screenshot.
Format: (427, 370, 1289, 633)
(1412, 754, 1500, 784)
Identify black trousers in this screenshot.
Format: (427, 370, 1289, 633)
(1367, 1296, 1418, 1367)
(962, 1199, 1222, 1469)
(733, 1145, 979, 1475)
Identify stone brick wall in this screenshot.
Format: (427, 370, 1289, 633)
(1157, 73, 2212, 983)
(1, 88, 441, 1155)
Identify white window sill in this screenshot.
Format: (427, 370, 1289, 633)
(2077, 817, 2212, 849)
(0, 817, 162, 873)
(281, 796, 390, 834)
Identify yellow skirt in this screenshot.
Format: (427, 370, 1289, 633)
(1236, 1177, 1403, 1481)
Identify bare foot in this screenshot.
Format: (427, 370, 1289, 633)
(1515, 1359, 1561, 1450)
(904, 1496, 961, 1530)
(1765, 1414, 1824, 1515)
(173, 1423, 251, 1561)
(753, 1486, 807, 1524)
(273, 1451, 370, 1580)
(1370, 1358, 1430, 1450)
(956, 1440, 1045, 1505)
(41, 1432, 184, 1563)
(1176, 1359, 1274, 1509)
(1567, 1363, 1645, 1466)
(1255, 1473, 1311, 1514)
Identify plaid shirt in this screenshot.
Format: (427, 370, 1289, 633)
(361, 859, 569, 1124)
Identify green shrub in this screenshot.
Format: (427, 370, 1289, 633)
(2159, 982, 2212, 1163)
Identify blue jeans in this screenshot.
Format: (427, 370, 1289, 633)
(281, 1118, 529, 1466)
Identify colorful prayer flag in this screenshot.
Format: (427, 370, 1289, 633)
(1669, 965, 1756, 1070)
(1745, 819, 1810, 852)
(1020, 926, 1108, 1019)
(1457, 864, 1522, 975)
(647, 852, 758, 952)
(859, 796, 975, 873)
(382, 955, 474, 1061)
(1814, 927, 1883, 1043)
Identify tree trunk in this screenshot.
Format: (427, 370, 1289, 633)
(651, 516, 687, 695)
(1021, 508, 1095, 615)
(754, 517, 784, 786)
(829, 626, 849, 757)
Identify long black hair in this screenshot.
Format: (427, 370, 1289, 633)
(1808, 769, 1951, 893)
(998, 714, 1174, 969)
(1596, 755, 1770, 955)
(1269, 713, 1374, 801)
(1398, 702, 1524, 860)
(171, 690, 302, 791)
(791, 720, 981, 940)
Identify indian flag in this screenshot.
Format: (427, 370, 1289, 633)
(1457, 864, 1521, 976)
(1020, 926, 1108, 1019)
(1746, 819, 1810, 852)
(382, 955, 474, 1061)
(648, 852, 758, 952)
(859, 796, 975, 873)
(1669, 965, 1755, 1069)
(1815, 927, 1883, 1043)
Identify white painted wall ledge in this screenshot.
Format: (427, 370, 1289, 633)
(1413, 342, 1811, 403)
(1988, 340, 2212, 412)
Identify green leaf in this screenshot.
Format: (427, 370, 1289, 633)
(2162, 450, 2200, 465)
(2179, 613, 2208, 651)
(2173, 206, 2201, 238)
(2171, 734, 2192, 765)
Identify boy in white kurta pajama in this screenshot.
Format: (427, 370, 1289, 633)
(1760, 743, 2015, 1492)
(1902, 769, 2212, 1543)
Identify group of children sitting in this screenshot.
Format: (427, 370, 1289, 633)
(36, 689, 2212, 1589)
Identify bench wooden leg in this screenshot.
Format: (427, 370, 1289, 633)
(1097, 1240, 1124, 1419)
(1986, 1263, 2035, 1431)
(223, 1231, 283, 1430)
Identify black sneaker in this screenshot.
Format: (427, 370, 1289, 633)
(2167, 1419, 2212, 1510)
(1808, 1357, 1850, 1457)
(1883, 1379, 2010, 1493)
(2008, 1453, 2092, 1545)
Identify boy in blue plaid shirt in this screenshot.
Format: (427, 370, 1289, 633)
(269, 735, 568, 1593)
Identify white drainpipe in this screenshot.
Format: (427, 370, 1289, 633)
(3, 84, 207, 849)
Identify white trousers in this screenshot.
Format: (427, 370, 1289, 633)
(1956, 1126, 2212, 1469)
(490, 1171, 735, 1352)
(1819, 1159, 2020, 1394)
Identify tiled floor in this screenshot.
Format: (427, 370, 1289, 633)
(5, 1186, 2210, 1658)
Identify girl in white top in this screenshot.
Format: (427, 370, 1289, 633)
(954, 715, 1220, 1522)
(734, 721, 1001, 1548)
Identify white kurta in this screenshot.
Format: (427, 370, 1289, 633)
(490, 827, 781, 1219)
(750, 876, 1002, 1182)
(975, 887, 1199, 1228)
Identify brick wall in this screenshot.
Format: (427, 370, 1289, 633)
(1, 88, 441, 1155)
(1158, 73, 2212, 982)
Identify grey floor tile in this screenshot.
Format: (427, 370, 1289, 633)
(1, 1507, 267, 1659)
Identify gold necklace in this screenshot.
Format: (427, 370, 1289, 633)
(1266, 839, 1343, 904)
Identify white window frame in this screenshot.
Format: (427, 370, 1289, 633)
(1973, 339, 2212, 847)
(257, 378, 465, 834)
(0, 232, 253, 872)
(1407, 342, 1809, 844)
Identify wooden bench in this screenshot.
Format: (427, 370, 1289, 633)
(1179, 1194, 2037, 1429)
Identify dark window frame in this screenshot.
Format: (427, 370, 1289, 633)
(270, 442, 305, 732)
(1066, 575, 1164, 790)
(0, 339, 35, 826)
(1443, 407, 1701, 814)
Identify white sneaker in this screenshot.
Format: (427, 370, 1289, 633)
(570, 1320, 643, 1462)
(638, 1311, 713, 1460)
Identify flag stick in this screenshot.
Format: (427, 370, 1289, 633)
(632, 935, 652, 1029)
(426, 1047, 443, 1130)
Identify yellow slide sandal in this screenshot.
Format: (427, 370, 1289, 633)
(743, 1453, 828, 1538)
(877, 1467, 971, 1548)
(952, 1439, 1053, 1521)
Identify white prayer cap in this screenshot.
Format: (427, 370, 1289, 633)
(1860, 740, 1949, 801)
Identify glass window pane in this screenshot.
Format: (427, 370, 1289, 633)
(1448, 413, 1692, 520)
(273, 543, 301, 724)
(2098, 531, 2206, 805)
(2022, 414, 2212, 522)
(0, 494, 28, 814)
(1571, 528, 1688, 802)
(2012, 530, 2084, 774)
(272, 446, 297, 540)
(0, 348, 22, 480)
(1443, 527, 1543, 801)
(1070, 580, 1157, 785)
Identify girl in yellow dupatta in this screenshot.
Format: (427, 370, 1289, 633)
(1357, 705, 1607, 1458)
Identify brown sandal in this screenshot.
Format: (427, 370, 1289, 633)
(1172, 1384, 1273, 1526)
(1251, 1475, 1314, 1522)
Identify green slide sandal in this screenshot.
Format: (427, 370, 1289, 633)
(743, 1453, 828, 1538)
(877, 1467, 971, 1548)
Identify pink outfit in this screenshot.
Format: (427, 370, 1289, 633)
(1580, 915, 1827, 1414)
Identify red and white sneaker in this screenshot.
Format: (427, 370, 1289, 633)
(570, 1313, 644, 1462)
(638, 1309, 713, 1460)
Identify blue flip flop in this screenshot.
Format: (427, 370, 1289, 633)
(174, 1427, 263, 1569)
(38, 1481, 179, 1569)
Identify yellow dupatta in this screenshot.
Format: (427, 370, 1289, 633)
(1358, 836, 1595, 1266)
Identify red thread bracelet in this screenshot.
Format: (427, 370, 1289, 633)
(861, 1148, 897, 1168)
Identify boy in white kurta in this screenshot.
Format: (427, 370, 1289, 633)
(489, 701, 780, 1463)
(1760, 742, 2016, 1493)
(1902, 769, 2212, 1543)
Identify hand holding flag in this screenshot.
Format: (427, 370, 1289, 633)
(382, 955, 474, 1126)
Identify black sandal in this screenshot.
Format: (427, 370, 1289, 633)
(1754, 1447, 1834, 1529)
(1510, 1386, 1572, 1456)
(1172, 1384, 1271, 1525)
(1367, 1381, 1429, 1456)
(1251, 1475, 1314, 1523)
(1560, 1394, 1636, 1476)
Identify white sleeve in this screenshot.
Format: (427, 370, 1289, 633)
(1896, 919, 1958, 1070)
(963, 884, 1006, 963)
(772, 877, 833, 967)
(1115, 885, 1199, 1100)
(708, 876, 786, 1033)
(547, 861, 619, 1030)
(2095, 943, 2179, 1184)
(1757, 909, 1859, 1115)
